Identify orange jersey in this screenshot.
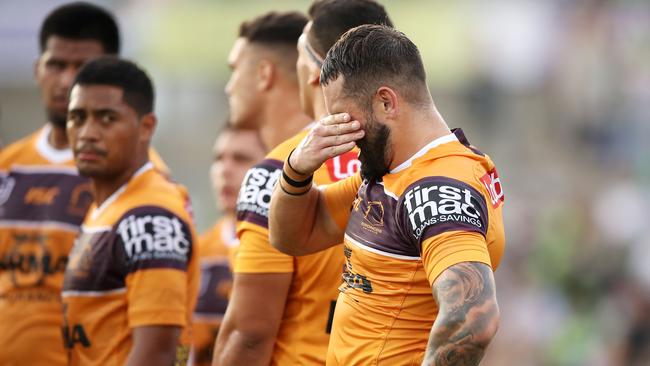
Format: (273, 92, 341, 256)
(322, 129, 506, 365)
(0, 126, 170, 366)
(61, 162, 199, 366)
(192, 217, 236, 366)
(235, 128, 360, 365)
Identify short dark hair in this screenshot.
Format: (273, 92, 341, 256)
(72, 57, 154, 116)
(239, 11, 307, 47)
(307, 0, 393, 58)
(321, 25, 428, 107)
(39, 2, 120, 54)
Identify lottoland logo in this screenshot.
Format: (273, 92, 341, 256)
(237, 165, 281, 217)
(116, 213, 190, 261)
(403, 182, 483, 238)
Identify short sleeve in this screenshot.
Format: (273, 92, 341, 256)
(236, 159, 283, 229)
(113, 206, 194, 327)
(397, 176, 489, 248)
(420, 231, 492, 285)
(321, 172, 363, 231)
(233, 222, 294, 274)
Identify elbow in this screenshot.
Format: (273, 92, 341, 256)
(269, 231, 305, 256)
(233, 327, 276, 352)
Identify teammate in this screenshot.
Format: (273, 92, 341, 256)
(62, 57, 198, 365)
(0, 4, 148, 365)
(270, 25, 505, 365)
(225, 11, 310, 150)
(192, 126, 265, 366)
(213, 2, 392, 365)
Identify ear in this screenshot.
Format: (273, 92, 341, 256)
(138, 113, 157, 143)
(257, 59, 275, 91)
(308, 62, 321, 86)
(373, 86, 399, 118)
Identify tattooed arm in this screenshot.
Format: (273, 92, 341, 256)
(422, 262, 500, 366)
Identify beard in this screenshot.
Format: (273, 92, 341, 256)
(47, 108, 67, 129)
(356, 113, 391, 182)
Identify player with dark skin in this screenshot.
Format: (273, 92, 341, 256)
(35, 3, 118, 150)
(66, 59, 179, 366)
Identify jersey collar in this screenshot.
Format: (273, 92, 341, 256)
(35, 124, 73, 163)
(89, 161, 154, 220)
(389, 132, 458, 174)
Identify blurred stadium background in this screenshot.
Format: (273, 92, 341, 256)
(1, 0, 649, 364)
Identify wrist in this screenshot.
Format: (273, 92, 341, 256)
(281, 149, 313, 196)
(287, 149, 312, 177)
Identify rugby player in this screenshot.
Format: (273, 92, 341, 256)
(224, 11, 310, 149)
(192, 125, 265, 366)
(0, 4, 163, 365)
(62, 57, 198, 365)
(213, 2, 392, 365)
(270, 25, 505, 365)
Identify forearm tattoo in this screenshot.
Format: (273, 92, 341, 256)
(422, 262, 499, 366)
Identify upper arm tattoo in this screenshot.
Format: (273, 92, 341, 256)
(424, 262, 498, 366)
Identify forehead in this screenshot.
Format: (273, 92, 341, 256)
(68, 84, 126, 110)
(323, 77, 351, 112)
(42, 36, 105, 61)
(214, 129, 262, 153)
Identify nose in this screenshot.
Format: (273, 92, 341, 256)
(59, 66, 78, 92)
(77, 118, 101, 142)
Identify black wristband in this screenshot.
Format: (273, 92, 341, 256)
(282, 169, 313, 188)
(287, 148, 308, 176)
(279, 180, 310, 196)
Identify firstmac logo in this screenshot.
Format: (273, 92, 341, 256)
(117, 213, 190, 261)
(403, 180, 484, 239)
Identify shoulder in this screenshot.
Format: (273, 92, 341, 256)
(266, 128, 309, 161)
(392, 156, 494, 242)
(0, 130, 41, 169)
(113, 204, 194, 267)
(133, 170, 193, 216)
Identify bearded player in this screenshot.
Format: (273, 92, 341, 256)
(270, 25, 505, 365)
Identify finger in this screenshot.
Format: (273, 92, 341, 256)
(318, 130, 365, 148)
(315, 120, 361, 137)
(324, 142, 356, 158)
(320, 113, 351, 126)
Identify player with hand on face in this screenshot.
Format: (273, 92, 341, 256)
(62, 57, 198, 366)
(270, 25, 506, 365)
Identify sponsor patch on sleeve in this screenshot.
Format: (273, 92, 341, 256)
(115, 206, 192, 272)
(236, 159, 283, 228)
(479, 168, 504, 208)
(399, 176, 489, 244)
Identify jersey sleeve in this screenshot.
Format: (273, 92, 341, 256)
(321, 172, 362, 231)
(234, 158, 293, 274)
(234, 222, 293, 273)
(113, 205, 194, 328)
(420, 231, 492, 285)
(397, 176, 492, 284)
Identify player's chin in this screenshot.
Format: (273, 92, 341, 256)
(75, 161, 105, 178)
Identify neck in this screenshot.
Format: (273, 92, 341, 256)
(258, 89, 310, 149)
(47, 123, 69, 149)
(388, 105, 451, 171)
(91, 156, 149, 207)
